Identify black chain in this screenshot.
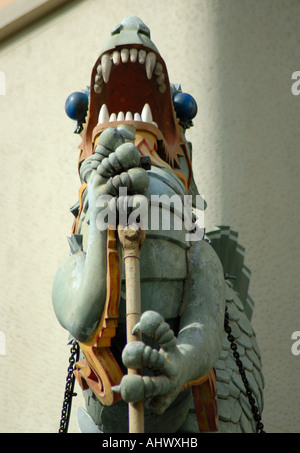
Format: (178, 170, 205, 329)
(224, 306, 265, 433)
(58, 340, 80, 433)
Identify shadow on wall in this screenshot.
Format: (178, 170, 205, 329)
(211, 1, 300, 434)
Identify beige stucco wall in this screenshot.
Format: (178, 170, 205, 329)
(0, 0, 299, 433)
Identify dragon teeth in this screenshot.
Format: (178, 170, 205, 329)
(138, 49, 147, 64)
(117, 111, 125, 121)
(156, 73, 165, 85)
(112, 51, 120, 65)
(120, 48, 129, 63)
(109, 113, 117, 121)
(94, 49, 166, 94)
(97, 104, 156, 126)
(94, 65, 103, 93)
(145, 52, 156, 80)
(101, 54, 112, 83)
(98, 104, 109, 123)
(125, 111, 133, 120)
(95, 74, 102, 84)
(154, 62, 163, 75)
(130, 49, 138, 63)
(96, 64, 102, 75)
(141, 103, 153, 122)
(94, 84, 102, 94)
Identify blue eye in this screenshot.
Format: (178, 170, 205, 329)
(172, 92, 197, 123)
(65, 91, 89, 122)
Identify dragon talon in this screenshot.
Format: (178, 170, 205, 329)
(111, 385, 121, 393)
(132, 322, 141, 335)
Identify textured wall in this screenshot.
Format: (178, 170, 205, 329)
(0, 0, 299, 433)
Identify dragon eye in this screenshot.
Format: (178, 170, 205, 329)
(172, 92, 198, 122)
(138, 24, 150, 37)
(65, 91, 89, 122)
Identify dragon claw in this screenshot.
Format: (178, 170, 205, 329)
(112, 374, 171, 405)
(134, 310, 177, 352)
(131, 322, 141, 335)
(122, 340, 166, 371)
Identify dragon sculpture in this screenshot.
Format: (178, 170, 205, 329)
(53, 17, 264, 433)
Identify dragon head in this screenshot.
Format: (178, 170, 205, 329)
(67, 17, 200, 199)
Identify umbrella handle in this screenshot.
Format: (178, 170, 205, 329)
(118, 225, 146, 433)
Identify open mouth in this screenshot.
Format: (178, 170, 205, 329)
(80, 44, 185, 168)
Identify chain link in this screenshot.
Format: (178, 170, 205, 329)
(58, 340, 80, 433)
(224, 306, 265, 433)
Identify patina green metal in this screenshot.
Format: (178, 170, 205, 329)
(53, 17, 264, 433)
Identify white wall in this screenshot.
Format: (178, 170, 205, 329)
(0, 0, 299, 433)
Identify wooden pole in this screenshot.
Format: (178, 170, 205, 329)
(118, 225, 145, 433)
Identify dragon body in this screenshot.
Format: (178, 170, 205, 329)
(53, 17, 264, 433)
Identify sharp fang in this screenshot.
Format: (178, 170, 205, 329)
(98, 104, 109, 123)
(130, 48, 138, 63)
(125, 111, 133, 120)
(145, 52, 156, 79)
(96, 64, 102, 75)
(141, 103, 153, 123)
(112, 51, 120, 65)
(138, 49, 146, 64)
(109, 113, 117, 122)
(117, 111, 125, 121)
(134, 112, 141, 121)
(101, 54, 112, 83)
(121, 49, 129, 63)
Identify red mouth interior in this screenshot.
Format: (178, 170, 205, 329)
(102, 55, 160, 120)
(79, 46, 185, 167)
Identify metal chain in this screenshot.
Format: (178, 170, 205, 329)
(224, 306, 265, 433)
(58, 340, 80, 433)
